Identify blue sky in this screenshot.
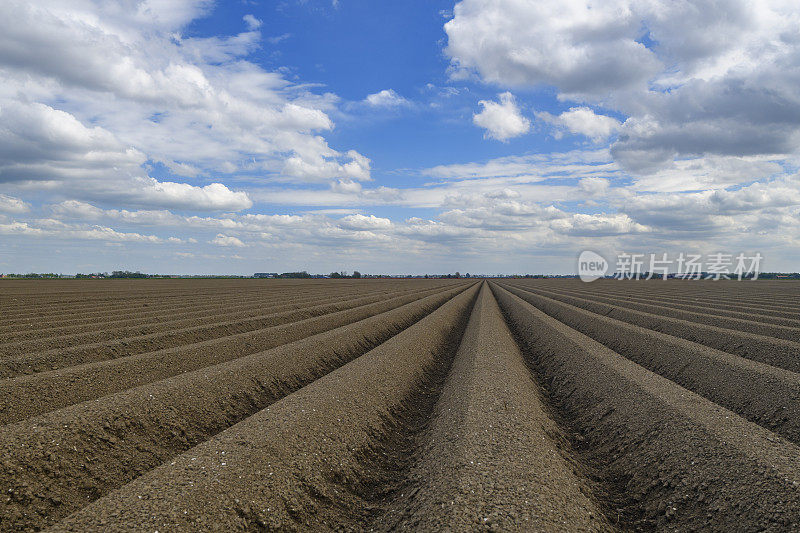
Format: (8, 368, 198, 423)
(1, 0, 799, 275)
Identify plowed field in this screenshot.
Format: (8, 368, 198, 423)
(2, 278, 800, 531)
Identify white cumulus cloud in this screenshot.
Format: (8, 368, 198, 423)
(446, 0, 800, 175)
(473, 92, 531, 141)
(364, 89, 411, 108)
(539, 107, 621, 142)
(210, 234, 246, 247)
(445, 0, 660, 98)
(338, 214, 392, 230)
(0, 194, 30, 214)
(243, 14, 262, 30)
(0, 0, 369, 213)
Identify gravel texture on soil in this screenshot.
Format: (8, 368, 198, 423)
(0, 286, 438, 376)
(2, 278, 800, 531)
(379, 284, 611, 531)
(498, 283, 800, 446)
(493, 282, 800, 531)
(505, 281, 800, 373)
(49, 283, 481, 531)
(521, 282, 800, 329)
(0, 283, 472, 531)
(0, 284, 451, 425)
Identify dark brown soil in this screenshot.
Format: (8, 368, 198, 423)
(1, 278, 799, 531)
(493, 282, 800, 531)
(0, 284, 472, 531)
(376, 284, 611, 531)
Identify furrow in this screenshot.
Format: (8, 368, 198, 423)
(46, 283, 480, 532)
(508, 282, 800, 340)
(492, 283, 800, 531)
(0, 285, 421, 351)
(0, 288, 365, 340)
(375, 283, 610, 531)
(0, 282, 476, 532)
(1, 280, 425, 324)
(1, 288, 226, 319)
(504, 282, 800, 373)
(0, 284, 459, 425)
(498, 282, 800, 446)
(0, 281, 441, 334)
(522, 283, 800, 326)
(527, 279, 800, 309)
(0, 288, 441, 377)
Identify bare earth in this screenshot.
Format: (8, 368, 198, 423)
(2, 278, 800, 531)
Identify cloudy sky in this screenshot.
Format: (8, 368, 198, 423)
(1, 0, 799, 275)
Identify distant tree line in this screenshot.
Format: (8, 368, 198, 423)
(276, 271, 313, 278)
(0, 273, 61, 278)
(269, 271, 362, 279)
(750, 272, 800, 279)
(329, 271, 361, 279)
(110, 270, 149, 278)
(74, 271, 179, 279)
(423, 272, 465, 279)
(75, 271, 165, 279)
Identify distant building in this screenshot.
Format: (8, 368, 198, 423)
(254, 272, 278, 278)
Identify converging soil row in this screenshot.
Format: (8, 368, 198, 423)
(1, 278, 799, 531)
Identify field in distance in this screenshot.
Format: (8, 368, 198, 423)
(2, 278, 800, 531)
